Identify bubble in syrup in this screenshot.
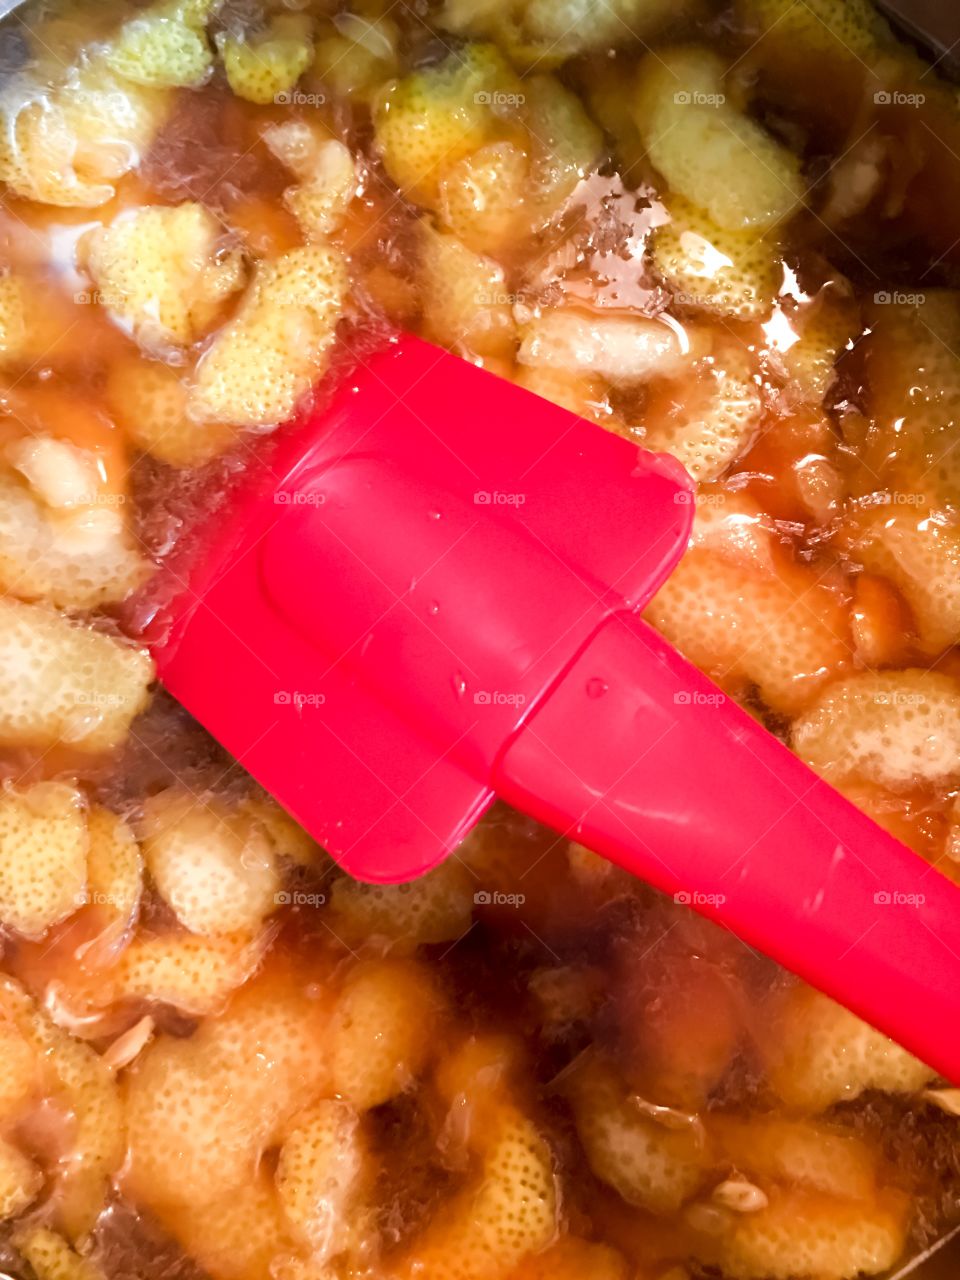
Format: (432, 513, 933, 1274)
(428, 509, 441, 520)
(586, 677, 609, 699)
(428, 600, 440, 615)
(240, 846, 272, 873)
(452, 672, 467, 698)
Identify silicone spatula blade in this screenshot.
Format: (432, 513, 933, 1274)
(148, 333, 960, 1081)
(149, 334, 693, 878)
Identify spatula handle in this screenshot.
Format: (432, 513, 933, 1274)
(496, 611, 960, 1080)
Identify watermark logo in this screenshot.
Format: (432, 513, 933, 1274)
(673, 491, 726, 506)
(874, 290, 926, 306)
(275, 890, 327, 907)
(862, 490, 927, 508)
(70, 691, 131, 708)
(474, 491, 526, 506)
(474, 90, 525, 107)
(70, 90, 130, 111)
(871, 691, 925, 707)
(672, 290, 711, 308)
(275, 490, 326, 506)
(74, 889, 124, 907)
(474, 889, 525, 907)
(874, 890, 926, 906)
(74, 289, 125, 307)
(674, 690, 726, 707)
(275, 90, 326, 107)
(274, 691, 326, 708)
(674, 90, 725, 106)
(674, 890, 727, 907)
(474, 290, 526, 307)
(473, 690, 526, 707)
(874, 90, 925, 106)
(73, 492, 126, 507)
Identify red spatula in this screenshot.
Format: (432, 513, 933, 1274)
(146, 333, 960, 1081)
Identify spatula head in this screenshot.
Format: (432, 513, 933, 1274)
(149, 335, 693, 880)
